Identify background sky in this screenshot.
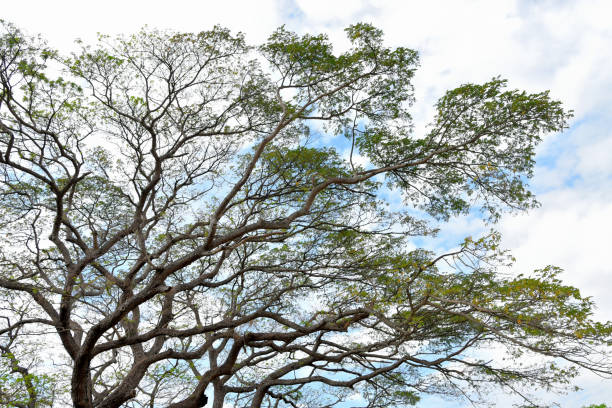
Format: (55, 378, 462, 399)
(3, 1, 611, 406)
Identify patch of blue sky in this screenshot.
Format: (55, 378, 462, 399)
(277, 0, 306, 24)
(532, 111, 612, 195)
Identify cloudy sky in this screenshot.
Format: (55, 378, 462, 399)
(3, 1, 611, 406)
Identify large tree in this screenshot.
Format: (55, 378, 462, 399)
(0, 20, 610, 408)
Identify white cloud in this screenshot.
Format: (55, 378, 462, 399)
(500, 186, 612, 319)
(3, 0, 282, 50)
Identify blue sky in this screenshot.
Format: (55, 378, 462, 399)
(4, 0, 612, 406)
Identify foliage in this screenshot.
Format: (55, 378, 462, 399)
(0, 19, 610, 408)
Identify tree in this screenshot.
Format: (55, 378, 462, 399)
(0, 19, 610, 408)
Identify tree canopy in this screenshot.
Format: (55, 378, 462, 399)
(0, 20, 610, 408)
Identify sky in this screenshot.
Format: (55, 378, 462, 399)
(3, 0, 612, 406)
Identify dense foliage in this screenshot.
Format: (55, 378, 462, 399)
(0, 20, 610, 408)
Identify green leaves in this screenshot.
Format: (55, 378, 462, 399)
(262, 146, 349, 182)
(261, 22, 418, 140)
(0, 350, 57, 407)
(360, 78, 573, 221)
